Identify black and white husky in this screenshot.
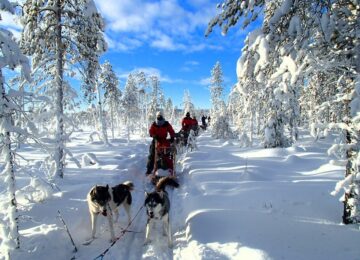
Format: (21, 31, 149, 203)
(87, 181, 134, 242)
(144, 176, 179, 247)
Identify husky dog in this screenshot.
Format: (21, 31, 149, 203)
(144, 177, 179, 247)
(87, 181, 134, 242)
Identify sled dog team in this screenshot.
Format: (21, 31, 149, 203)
(87, 111, 198, 247)
(87, 176, 179, 247)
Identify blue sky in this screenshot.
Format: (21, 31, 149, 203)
(94, 0, 253, 109)
(2, 0, 256, 109)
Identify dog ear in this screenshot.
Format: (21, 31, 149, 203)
(90, 186, 96, 195)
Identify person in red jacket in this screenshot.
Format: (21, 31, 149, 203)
(180, 112, 194, 144)
(146, 111, 175, 175)
(181, 112, 193, 132)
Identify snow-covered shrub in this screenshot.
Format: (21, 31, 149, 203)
(238, 132, 252, 147)
(17, 178, 53, 203)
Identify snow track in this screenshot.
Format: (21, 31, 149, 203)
(72, 139, 187, 260)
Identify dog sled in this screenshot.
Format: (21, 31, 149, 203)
(149, 139, 177, 185)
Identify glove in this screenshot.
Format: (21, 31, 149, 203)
(153, 135, 158, 140)
(170, 137, 175, 143)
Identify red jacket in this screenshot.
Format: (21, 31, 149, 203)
(181, 116, 193, 132)
(149, 121, 175, 147)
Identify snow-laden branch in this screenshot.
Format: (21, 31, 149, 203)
(331, 174, 354, 197)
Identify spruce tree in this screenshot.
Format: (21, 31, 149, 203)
(101, 61, 121, 140)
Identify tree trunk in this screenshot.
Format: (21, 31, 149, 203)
(110, 105, 114, 139)
(55, 0, 65, 178)
(1, 73, 20, 250)
(249, 108, 254, 143)
(342, 97, 359, 224)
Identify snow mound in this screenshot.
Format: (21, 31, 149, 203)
(221, 141, 233, 147)
(81, 153, 100, 166)
(283, 154, 303, 163)
(286, 146, 306, 153)
(16, 178, 53, 203)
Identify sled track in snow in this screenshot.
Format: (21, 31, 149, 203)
(138, 147, 187, 260)
(88, 144, 188, 260)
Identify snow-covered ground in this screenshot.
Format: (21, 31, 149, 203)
(1, 129, 359, 260)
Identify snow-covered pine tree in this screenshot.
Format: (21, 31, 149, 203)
(209, 61, 233, 139)
(211, 100, 234, 139)
(21, 0, 106, 178)
(228, 85, 248, 143)
(158, 91, 166, 110)
(122, 73, 139, 141)
(227, 84, 238, 125)
(0, 0, 31, 255)
(134, 71, 149, 137)
(101, 61, 121, 140)
(148, 75, 162, 124)
(270, 54, 301, 144)
(236, 29, 267, 144)
(164, 98, 174, 124)
(182, 89, 195, 116)
(210, 61, 224, 115)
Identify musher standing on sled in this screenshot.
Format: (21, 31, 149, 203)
(181, 112, 194, 143)
(201, 115, 207, 129)
(146, 111, 175, 175)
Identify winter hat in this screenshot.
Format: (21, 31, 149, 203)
(156, 111, 165, 126)
(186, 112, 190, 117)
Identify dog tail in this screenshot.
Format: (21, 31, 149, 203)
(156, 177, 179, 192)
(123, 181, 134, 191)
